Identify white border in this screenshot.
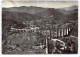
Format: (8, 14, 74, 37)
(0, 0, 80, 57)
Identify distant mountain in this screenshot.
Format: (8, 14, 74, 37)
(60, 5, 78, 10)
(2, 6, 47, 14)
(2, 11, 43, 22)
(57, 5, 78, 14)
(2, 5, 78, 23)
(35, 8, 67, 23)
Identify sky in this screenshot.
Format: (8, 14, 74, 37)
(2, 0, 78, 8)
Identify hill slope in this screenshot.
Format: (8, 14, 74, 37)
(35, 8, 67, 23)
(2, 11, 43, 22)
(2, 6, 47, 14)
